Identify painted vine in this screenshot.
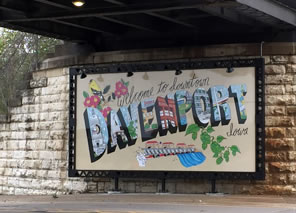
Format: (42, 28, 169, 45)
(185, 124, 240, 165)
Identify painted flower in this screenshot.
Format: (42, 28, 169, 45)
(91, 95, 101, 107)
(84, 95, 101, 108)
(116, 81, 124, 90)
(114, 81, 128, 98)
(84, 96, 92, 107)
(120, 86, 128, 96)
(114, 90, 122, 98)
(100, 107, 112, 121)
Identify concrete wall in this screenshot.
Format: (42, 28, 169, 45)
(0, 43, 296, 195)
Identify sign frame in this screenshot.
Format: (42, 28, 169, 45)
(68, 58, 265, 180)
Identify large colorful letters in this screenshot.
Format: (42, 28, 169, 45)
(84, 84, 247, 162)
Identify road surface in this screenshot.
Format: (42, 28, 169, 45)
(0, 193, 295, 213)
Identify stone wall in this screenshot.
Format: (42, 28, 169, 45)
(0, 68, 86, 195)
(0, 44, 295, 195)
(262, 56, 296, 194)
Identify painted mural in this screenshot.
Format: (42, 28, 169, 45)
(75, 67, 256, 172)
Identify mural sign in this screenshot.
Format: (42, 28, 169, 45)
(69, 59, 265, 180)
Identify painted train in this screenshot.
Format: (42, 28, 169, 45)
(142, 141, 197, 158)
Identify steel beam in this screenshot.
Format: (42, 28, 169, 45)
(33, 0, 156, 32)
(3, 1, 213, 22)
(97, 16, 156, 32)
(34, 0, 156, 33)
(0, 21, 85, 42)
(52, 20, 115, 36)
(102, 0, 196, 28)
(34, 0, 73, 10)
(236, 0, 296, 26)
(197, 4, 260, 26)
(0, 5, 24, 14)
(145, 12, 196, 28)
(103, 0, 125, 6)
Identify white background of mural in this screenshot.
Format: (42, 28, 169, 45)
(75, 67, 256, 172)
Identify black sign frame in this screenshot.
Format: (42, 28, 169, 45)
(68, 58, 265, 180)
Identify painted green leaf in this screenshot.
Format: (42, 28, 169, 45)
(128, 122, 137, 138)
(230, 145, 240, 153)
(83, 91, 89, 98)
(217, 135, 226, 143)
(144, 123, 150, 130)
(112, 93, 116, 99)
(213, 153, 219, 158)
(192, 132, 197, 140)
(179, 109, 186, 115)
(130, 132, 137, 138)
(128, 122, 132, 129)
(214, 141, 224, 153)
(224, 150, 230, 162)
(108, 96, 112, 102)
(103, 85, 111, 94)
(216, 157, 223, 165)
(151, 123, 158, 129)
(200, 132, 211, 144)
(124, 82, 129, 87)
(211, 142, 222, 155)
(185, 124, 200, 136)
(212, 141, 224, 153)
(202, 142, 208, 150)
(206, 126, 215, 133)
(97, 104, 102, 111)
(230, 145, 241, 156)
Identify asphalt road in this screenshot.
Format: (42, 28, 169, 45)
(0, 193, 295, 213)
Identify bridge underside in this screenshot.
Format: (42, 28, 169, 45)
(0, 0, 296, 51)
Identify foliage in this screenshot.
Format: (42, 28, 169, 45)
(185, 124, 240, 165)
(151, 123, 158, 129)
(144, 123, 150, 130)
(83, 91, 89, 98)
(0, 28, 61, 113)
(127, 121, 137, 138)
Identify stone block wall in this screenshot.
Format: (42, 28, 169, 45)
(262, 56, 296, 194)
(0, 68, 86, 195)
(0, 48, 296, 195)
